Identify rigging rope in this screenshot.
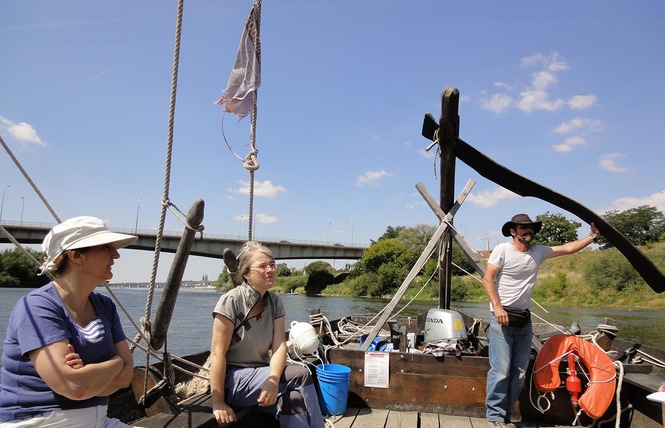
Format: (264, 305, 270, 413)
(135, 0, 185, 407)
(246, 0, 261, 241)
(0, 136, 61, 223)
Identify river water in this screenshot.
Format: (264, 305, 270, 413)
(2, 287, 665, 358)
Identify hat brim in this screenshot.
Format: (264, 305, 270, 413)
(66, 231, 138, 251)
(502, 221, 542, 237)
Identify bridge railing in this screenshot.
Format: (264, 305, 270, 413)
(0, 220, 369, 249)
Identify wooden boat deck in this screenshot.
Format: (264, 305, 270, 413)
(334, 407, 576, 427)
(133, 392, 581, 428)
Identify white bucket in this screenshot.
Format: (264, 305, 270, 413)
(289, 321, 320, 355)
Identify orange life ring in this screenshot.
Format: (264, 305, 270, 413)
(533, 334, 616, 419)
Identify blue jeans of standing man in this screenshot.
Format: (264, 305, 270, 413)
(486, 314, 533, 424)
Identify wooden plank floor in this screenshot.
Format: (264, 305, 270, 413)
(332, 407, 577, 428)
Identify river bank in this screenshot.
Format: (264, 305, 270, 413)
(3, 287, 665, 359)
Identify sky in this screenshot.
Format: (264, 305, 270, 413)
(1, 1, 665, 284)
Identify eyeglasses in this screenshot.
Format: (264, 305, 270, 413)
(250, 262, 277, 272)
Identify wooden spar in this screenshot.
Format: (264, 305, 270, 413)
(437, 88, 460, 310)
(359, 180, 475, 351)
(150, 199, 205, 350)
(416, 181, 486, 276)
(422, 108, 665, 294)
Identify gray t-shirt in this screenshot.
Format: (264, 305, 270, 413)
(487, 242, 552, 311)
(212, 282, 285, 367)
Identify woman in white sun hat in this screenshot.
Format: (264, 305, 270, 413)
(0, 216, 139, 427)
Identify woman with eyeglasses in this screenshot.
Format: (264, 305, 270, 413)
(210, 241, 324, 428)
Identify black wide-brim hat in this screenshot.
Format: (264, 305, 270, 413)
(501, 213, 542, 237)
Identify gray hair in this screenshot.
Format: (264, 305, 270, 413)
(235, 241, 274, 284)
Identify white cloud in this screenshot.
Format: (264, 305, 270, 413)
(598, 153, 629, 173)
(568, 95, 597, 110)
(516, 52, 568, 112)
(255, 213, 278, 224)
(484, 52, 598, 117)
(553, 117, 603, 134)
(521, 52, 568, 73)
(466, 187, 519, 208)
(531, 70, 559, 91)
(607, 190, 665, 213)
(0, 116, 46, 147)
(355, 170, 391, 186)
(494, 82, 513, 91)
(228, 180, 287, 198)
(517, 89, 565, 112)
(553, 136, 586, 152)
(481, 93, 513, 114)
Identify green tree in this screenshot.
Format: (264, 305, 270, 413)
(451, 244, 476, 276)
(276, 263, 291, 277)
(532, 212, 581, 246)
(215, 266, 233, 291)
(304, 260, 332, 276)
(304, 261, 334, 295)
(373, 226, 406, 243)
(352, 238, 412, 297)
(359, 238, 412, 273)
(602, 205, 665, 248)
(0, 249, 49, 288)
(396, 224, 435, 255)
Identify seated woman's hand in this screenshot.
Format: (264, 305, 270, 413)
(213, 402, 237, 425)
(257, 375, 279, 407)
(65, 343, 84, 370)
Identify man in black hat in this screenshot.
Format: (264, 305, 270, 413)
(483, 213, 601, 428)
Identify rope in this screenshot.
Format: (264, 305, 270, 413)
(245, 0, 261, 241)
(612, 361, 624, 428)
(0, 135, 61, 223)
(135, 0, 185, 407)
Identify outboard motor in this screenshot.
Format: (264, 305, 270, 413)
(424, 308, 468, 342)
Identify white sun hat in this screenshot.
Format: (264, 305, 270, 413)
(40, 216, 138, 273)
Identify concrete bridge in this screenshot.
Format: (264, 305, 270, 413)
(0, 221, 368, 261)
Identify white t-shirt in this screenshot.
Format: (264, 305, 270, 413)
(487, 242, 552, 311)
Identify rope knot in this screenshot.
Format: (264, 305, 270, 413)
(243, 150, 260, 171)
(140, 316, 153, 343)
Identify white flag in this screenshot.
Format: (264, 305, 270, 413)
(215, 6, 261, 119)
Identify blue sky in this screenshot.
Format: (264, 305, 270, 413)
(1, 1, 664, 283)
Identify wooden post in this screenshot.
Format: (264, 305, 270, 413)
(438, 87, 459, 310)
(150, 198, 205, 351)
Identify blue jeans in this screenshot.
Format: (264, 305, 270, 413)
(486, 314, 532, 423)
(226, 365, 324, 428)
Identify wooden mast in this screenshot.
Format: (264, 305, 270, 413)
(437, 87, 460, 310)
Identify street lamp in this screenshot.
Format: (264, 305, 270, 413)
(20, 196, 24, 225)
(350, 217, 353, 245)
(327, 222, 331, 244)
(477, 237, 490, 251)
(0, 185, 9, 223)
(238, 215, 244, 238)
(135, 198, 142, 233)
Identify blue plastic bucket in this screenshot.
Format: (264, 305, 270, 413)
(316, 364, 351, 415)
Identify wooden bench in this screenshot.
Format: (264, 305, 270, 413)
(133, 393, 279, 428)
